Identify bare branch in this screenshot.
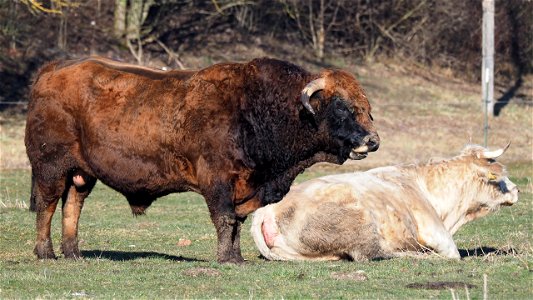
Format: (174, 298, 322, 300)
(156, 39, 186, 70)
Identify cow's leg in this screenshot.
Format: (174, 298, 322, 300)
(205, 183, 244, 264)
(418, 226, 460, 259)
(32, 178, 65, 259)
(61, 171, 96, 259)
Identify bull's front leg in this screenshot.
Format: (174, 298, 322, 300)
(205, 183, 245, 264)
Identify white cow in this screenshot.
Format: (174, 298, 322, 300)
(251, 144, 519, 261)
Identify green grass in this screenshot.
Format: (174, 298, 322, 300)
(0, 165, 531, 299)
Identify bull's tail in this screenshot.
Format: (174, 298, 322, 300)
(250, 205, 278, 260)
(29, 171, 37, 212)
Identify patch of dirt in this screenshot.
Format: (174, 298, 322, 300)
(182, 267, 221, 277)
(406, 281, 476, 290)
(330, 270, 368, 281)
(177, 238, 192, 247)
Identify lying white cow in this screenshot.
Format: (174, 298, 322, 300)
(251, 144, 519, 261)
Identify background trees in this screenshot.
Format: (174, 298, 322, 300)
(1, 0, 531, 105)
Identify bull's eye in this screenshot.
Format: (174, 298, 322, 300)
(347, 105, 354, 114)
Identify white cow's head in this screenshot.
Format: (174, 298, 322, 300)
(461, 143, 519, 220)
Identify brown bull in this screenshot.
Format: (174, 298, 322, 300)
(252, 144, 518, 261)
(25, 56, 379, 263)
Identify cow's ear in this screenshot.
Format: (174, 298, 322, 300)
(487, 172, 498, 181)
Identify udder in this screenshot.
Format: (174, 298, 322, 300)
(261, 213, 279, 248)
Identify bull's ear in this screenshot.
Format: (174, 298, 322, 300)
(299, 108, 318, 130)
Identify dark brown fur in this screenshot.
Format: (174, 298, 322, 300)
(25, 56, 378, 263)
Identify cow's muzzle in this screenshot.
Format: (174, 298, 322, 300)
(349, 133, 380, 160)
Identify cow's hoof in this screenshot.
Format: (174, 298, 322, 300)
(34, 244, 57, 260)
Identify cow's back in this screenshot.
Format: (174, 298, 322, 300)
(254, 168, 432, 260)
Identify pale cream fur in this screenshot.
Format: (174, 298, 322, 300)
(251, 145, 519, 261)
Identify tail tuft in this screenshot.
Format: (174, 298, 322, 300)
(29, 172, 37, 212)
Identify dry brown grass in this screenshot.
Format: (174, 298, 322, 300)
(0, 112, 27, 170)
(318, 62, 532, 172)
(0, 60, 531, 172)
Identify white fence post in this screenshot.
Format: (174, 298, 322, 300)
(482, 0, 495, 146)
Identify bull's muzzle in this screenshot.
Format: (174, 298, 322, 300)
(349, 133, 380, 160)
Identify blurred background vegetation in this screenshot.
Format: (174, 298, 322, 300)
(0, 0, 531, 108)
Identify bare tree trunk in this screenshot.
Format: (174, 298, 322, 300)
(52, 0, 68, 50)
(114, 0, 127, 39)
(58, 13, 68, 50)
(125, 0, 153, 65)
(316, 0, 325, 60)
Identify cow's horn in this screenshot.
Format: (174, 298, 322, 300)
(480, 141, 511, 159)
(300, 77, 326, 115)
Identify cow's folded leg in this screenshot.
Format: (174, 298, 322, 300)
(419, 227, 460, 259)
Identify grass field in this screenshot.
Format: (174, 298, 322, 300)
(0, 165, 531, 299)
(1, 61, 531, 298)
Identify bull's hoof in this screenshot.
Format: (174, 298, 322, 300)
(34, 244, 57, 260)
(62, 250, 82, 259)
(61, 240, 82, 259)
(217, 254, 245, 264)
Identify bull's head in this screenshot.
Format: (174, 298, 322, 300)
(465, 143, 519, 219)
(301, 70, 379, 161)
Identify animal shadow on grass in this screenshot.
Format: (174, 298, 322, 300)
(459, 246, 519, 258)
(81, 250, 205, 262)
(406, 281, 476, 290)
(493, 77, 523, 116)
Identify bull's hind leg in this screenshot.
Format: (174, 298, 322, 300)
(61, 171, 96, 259)
(32, 178, 65, 259)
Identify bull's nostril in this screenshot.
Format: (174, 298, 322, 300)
(367, 137, 380, 152)
(369, 142, 379, 151)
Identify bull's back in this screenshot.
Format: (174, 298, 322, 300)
(27, 59, 197, 193)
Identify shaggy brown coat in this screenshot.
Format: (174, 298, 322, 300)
(25, 56, 379, 263)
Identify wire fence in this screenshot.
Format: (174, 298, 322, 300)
(0, 100, 532, 106)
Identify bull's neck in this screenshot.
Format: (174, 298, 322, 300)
(245, 75, 335, 174)
(265, 117, 330, 172)
(416, 162, 487, 235)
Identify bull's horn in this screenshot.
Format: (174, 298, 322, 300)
(480, 141, 511, 159)
(300, 77, 326, 115)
